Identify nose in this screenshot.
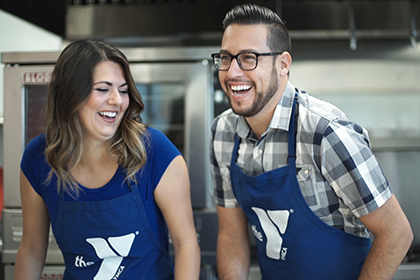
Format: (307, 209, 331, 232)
(226, 58, 244, 77)
(108, 88, 123, 106)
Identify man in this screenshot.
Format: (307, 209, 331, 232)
(209, 3, 413, 280)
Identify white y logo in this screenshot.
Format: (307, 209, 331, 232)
(86, 232, 137, 280)
(252, 207, 290, 260)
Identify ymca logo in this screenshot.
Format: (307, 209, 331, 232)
(251, 207, 290, 261)
(75, 255, 94, 267)
(75, 231, 138, 280)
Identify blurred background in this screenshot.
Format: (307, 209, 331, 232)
(1, 1, 420, 279)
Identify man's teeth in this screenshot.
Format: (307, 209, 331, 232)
(99, 111, 117, 118)
(231, 85, 251, 92)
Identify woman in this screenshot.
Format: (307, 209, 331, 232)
(14, 39, 200, 279)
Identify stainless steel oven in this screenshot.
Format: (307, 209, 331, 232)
(1, 46, 220, 279)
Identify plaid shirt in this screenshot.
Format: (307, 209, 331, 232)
(210, 81, 393, 237)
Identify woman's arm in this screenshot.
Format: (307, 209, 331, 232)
(13, 170, 50, 280)
(154, 155, 201, 280)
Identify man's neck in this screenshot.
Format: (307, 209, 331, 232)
(245, 82, 287, 140)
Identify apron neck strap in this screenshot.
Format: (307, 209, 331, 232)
(288, 91, 299, 161)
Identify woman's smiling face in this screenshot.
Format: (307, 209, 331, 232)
(77, 60, 130, 144)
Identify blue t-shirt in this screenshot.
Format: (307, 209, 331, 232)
(20, 127, 181, 249)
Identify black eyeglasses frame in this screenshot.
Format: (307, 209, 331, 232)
(211, 51, 283, 71)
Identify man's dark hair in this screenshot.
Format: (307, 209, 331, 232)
(222, 3, 291, 53)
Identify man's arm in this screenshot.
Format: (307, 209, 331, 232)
(358, 194, 413, 280)
(216, 205, 251, 280)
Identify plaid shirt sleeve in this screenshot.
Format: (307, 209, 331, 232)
(210, 112, 240, 208)
(319, 118, 393, 218)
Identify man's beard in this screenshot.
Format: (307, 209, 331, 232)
(229, 67, 279, 118)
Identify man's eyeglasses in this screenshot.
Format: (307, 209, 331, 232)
(211, 52, 283, 71)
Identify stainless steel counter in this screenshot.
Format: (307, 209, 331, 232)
(393, 263, 420, 280)
(248, 263, 420, 280)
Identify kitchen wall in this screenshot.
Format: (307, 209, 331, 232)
(290, 39, 420, 140)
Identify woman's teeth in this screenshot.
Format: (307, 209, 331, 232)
(99, 111, 117, 118)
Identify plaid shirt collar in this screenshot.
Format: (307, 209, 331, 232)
(237, 81, 296, 139)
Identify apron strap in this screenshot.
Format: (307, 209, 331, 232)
(128, 179, 172, 258)
(288, 91, 299, 162)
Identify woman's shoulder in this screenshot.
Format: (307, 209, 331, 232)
(24, 134, 47, 157)
(144, 127, 178, 151)
(21, 134, 48, 180)
(136, 127, 181, 189)
(145, 126, 167, 140)
(143, 126, 181, 163)
(21, 134, 50, 197)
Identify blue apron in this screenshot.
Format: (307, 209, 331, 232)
(230, 95, 371, 280)
(54, 180, 174, 279)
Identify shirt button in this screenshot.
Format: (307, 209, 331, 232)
(253, 148, 262, 157)
(304, 169, 309, 175)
